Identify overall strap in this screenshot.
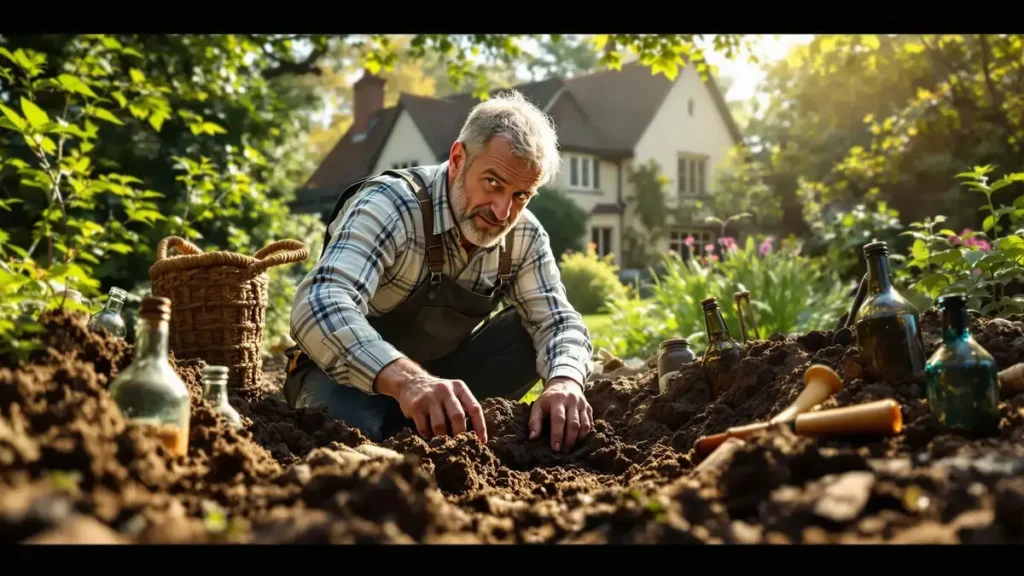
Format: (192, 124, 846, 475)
(318, 168, 428, 261)
(497, 225, 515, 290)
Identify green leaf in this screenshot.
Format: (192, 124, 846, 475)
(89, 107, 123, 125)
(983, 215, 996, 231)
(0, 104, 26, 131)
(129, 68, 145, 83)
(57, 74, 97, 98)
(20, 97, 49, 128)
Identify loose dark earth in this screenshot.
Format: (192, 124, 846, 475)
(3, 309, 1024, 544)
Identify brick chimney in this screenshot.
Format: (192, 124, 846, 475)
(352, 70, 385, 134)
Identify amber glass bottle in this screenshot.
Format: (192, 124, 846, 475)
(854, 241, 926, 381)
(924, 293, 1000, 436)
(108, 296, 191, 457)
(701, 297, 747, 398)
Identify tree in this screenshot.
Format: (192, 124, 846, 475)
(526, 187, 587, 259)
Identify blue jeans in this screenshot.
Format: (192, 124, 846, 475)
(286, 306, 541, 442)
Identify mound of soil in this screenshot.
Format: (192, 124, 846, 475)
(3, 309, 1024, 544)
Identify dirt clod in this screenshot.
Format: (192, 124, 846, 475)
(3, 309, 1024, 543)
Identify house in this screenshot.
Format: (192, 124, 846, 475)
(292, 61, 744, 268)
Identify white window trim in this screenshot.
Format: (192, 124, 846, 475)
(677, 152, 709, 197)
(568, 153, 600, 192)
(668, 228, 716, 258)
(591, 225, 614, 258)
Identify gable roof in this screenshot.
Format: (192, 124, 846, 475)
(294, 61, 742, 214)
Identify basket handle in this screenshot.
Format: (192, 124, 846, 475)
(247, 239, 309, 275)
(156, 236, 204, 260)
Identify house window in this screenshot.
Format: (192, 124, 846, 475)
(570, 154, 599, 190)
(668, 229, 715, 258)
(591, 226, 613, 258)
(391, 160, 418, 169)
(677, 153, 708, 196)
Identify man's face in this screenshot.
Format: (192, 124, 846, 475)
(448, 137, 542, 248)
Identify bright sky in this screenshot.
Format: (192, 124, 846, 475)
(704, 34, 814, 104)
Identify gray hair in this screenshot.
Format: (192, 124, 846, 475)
(456, 90, 560, 188)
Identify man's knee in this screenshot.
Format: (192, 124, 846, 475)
(286, 365, 399, 442)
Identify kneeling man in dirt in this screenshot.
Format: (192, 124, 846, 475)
(284, 91, 594, 453)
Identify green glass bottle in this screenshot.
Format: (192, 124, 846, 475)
(924, 293, 1000, 436)
(854, 241, 926, 381)
(701, 297, 747, 398)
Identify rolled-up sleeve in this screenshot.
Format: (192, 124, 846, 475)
(506, 227, 594, 390)
(289, 184, 414, 393)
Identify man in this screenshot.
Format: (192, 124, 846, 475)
(285, 90, 595, 452)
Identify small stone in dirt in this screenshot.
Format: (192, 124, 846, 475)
(813, 471, 875, 523)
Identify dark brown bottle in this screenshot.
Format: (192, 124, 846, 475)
(701, 297, 747, 398)
(854, 242, 925, 382)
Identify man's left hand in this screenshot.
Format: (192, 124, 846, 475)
(529, 377, 594, 452)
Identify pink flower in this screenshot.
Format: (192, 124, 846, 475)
(720, 236, 737, 252)
(684, 235, 695, 247)
(704, 243, 715, 254)
(759, 236, 774, 256)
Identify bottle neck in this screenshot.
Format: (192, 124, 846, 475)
(104, 298, 124, 314)
(942, 305, 969, 340)
(205, 382, 229, 402)
(704, 307, 729, 342)
(136, 317, 169, 360)
(866, 253, 893, 293)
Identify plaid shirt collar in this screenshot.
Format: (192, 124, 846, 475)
(425, 160, 507, 257)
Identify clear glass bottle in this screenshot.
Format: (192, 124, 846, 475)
(854, 241, 926, 381)
(108, 296, 191, 457)
(924, 293, 1000, 436)
(87, 286, 128, 340)
(202, 365, 243, 429)
(701, 297, 747, 398)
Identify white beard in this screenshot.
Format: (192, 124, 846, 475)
(449, 173, 512, 248)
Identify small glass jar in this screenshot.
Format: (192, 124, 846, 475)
(658, 338, 695, 394)
(202, 365, 243, 429)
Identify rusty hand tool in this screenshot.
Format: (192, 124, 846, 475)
(694, 398, 902, 457)
(733, 291, 748, 344)
(740, 290, 759, 340)
(694, 364, 843, 456)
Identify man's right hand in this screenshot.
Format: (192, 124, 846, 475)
(375, 358, 488, 443)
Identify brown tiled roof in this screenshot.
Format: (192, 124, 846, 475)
(294, 61, 742, 213)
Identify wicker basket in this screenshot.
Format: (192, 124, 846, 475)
(148, 236, 309, 395)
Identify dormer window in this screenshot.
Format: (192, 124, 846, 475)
(569, 154, 600, 191)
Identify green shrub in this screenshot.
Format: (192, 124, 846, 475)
(527, 187, 588, 259)
(559, 244, 627, 315)
(594, 235, 852, 359)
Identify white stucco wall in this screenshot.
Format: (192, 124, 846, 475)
(372, 109, 435, 173)
(630, 67, 738, 254)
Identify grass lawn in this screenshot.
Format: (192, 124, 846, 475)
(519, 313, 612, 404)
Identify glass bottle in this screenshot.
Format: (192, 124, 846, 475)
(854, 241, 926, 382)
(701, 297, 747, 398)
(924, 293, 1000, 436)
(202, 365, 243, 429)
(87, 286, 128, 340)
(108, 296, 191, 457)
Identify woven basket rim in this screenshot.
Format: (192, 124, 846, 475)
(148, 235, 309, 279)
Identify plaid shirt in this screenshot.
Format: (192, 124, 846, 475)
(290, 162, 594, 395)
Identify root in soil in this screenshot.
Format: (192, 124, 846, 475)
(3, 309, 1024, 544)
